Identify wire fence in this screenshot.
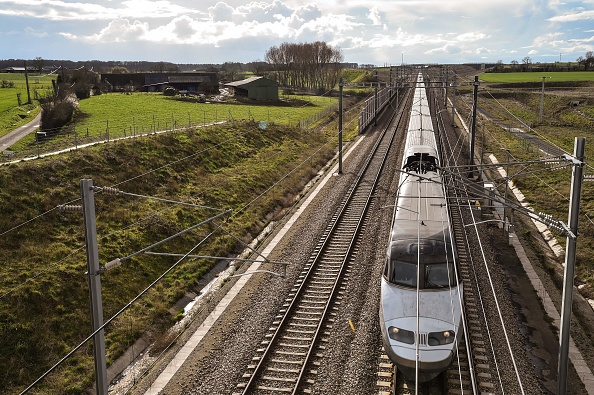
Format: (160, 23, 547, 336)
(2, 101, 355, 164)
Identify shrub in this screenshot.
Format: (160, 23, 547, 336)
(40, 94, 78, 133)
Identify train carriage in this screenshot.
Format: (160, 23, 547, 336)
(379, 73, 463, 382)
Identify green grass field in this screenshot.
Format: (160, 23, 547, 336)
(7, 92, 338, 153)
(0, 72, 55, 138)
(480, 71, 594, 83)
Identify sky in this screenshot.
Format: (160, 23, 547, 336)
(0, 0, 593, 66)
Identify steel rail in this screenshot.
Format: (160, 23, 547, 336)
(238, 88, 413, 395)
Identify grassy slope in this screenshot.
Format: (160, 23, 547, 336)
(0, 116, 356, 393)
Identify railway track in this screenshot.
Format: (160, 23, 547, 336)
(438, 88, 499, 395)
(234, 89, 412, 395)
(374, 79, 501, 395)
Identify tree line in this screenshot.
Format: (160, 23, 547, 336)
(491, 51, 594, 72)
(264, 42, 343, 93)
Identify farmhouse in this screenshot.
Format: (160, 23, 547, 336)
(224, 76, 279, 101)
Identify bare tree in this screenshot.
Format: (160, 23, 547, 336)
(265, 41, 343, 92)
(522, 56, 532, 71)
(586, 51, 594, 70)
(577, 56, 586, 70)
(495, 60, 504, 72)
(221, 62, 243, 81)
(511, 60, 519, 71)
(110, 66, 130, 74)
(33, 57, 44, 72)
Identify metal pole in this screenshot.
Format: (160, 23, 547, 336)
(374, 70, 378, 126)
(444, 65, 448, 108)
(501, 148, 510, 236)
(558, 137, 586, 395)
(338, 78, 343, 175)
(470, 76, 479, 177)
(539, 76, 545, 124)
(451, 74, 457, 127)
(81, 179, 108, 395)
(24, 60, 32, 104)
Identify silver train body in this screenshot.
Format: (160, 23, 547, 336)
(379, 73, 463, 382)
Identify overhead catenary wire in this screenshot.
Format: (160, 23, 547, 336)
(435, 94, 473, 393)
(466, 196, 526, 394)
(0, 204, 158, 299)
(94, 186, 225, 212)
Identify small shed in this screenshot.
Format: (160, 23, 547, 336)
(225, 76, 279, 101)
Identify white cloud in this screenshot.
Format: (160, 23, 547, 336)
(61, 19, 150, 42)
(455, 32, 488, 42)
(548, 9, 594, 22)
(208, 2, 235, 22)
(0, 0, 200, 21)
(24, 27, 48, 37)
(367, 6, 381, 26)
(2, 0, 594, 65)
(426, 44, 462, 55)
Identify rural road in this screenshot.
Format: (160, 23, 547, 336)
(0, 112, 41, 152)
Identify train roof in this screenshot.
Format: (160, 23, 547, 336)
(391, 172, 449, 237)
(388, 235, 455, 265)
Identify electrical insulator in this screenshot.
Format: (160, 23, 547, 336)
(105, 258, 122, 271)
(59, 204, 82, 212)
(102, 187, 120, 195)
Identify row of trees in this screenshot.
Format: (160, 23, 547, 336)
(492, 51, 594, 72)
(265, 42, 343, 93)
(576, 51, 594, 70)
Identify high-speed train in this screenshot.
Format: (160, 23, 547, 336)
(379, 73, 463, 382)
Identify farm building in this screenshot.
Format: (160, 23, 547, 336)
(224, 76, 279, 101)
(100, 72, 218, 93)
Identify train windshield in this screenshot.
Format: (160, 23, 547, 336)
(386, 239, 457, 288)
(386, 260, 456, 288)
(388, 261, 418, 287)
(424, 261, 456, 288)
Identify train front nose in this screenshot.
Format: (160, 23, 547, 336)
(380, 315, 458, 382)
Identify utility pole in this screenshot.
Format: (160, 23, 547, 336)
(444, 65, 448, 109)
(469, 76, 479, 177)
(501, 148, 510, 236)
(539, 76, 546, 124)
(338, 78, 343, 175)
(451, 74, 457, 127)
(23, 60, 32, 104)
(558, 137, 586, 395)
(81, 179, 108, 395)
(374, 70, 378, 126)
